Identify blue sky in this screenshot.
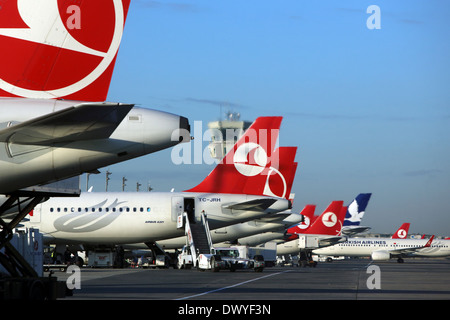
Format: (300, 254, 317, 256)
(89, 0, 450, 236)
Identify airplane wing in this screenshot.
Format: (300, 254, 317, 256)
(224, 198, 277, 212)
(257, 211, 294, 222)
(388, 236, 435, 256)
(0, 102, 134, 145)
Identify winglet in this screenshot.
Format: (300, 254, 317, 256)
(424, 235, 435, 247)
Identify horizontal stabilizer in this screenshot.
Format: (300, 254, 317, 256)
(319, 236, 347, 247)
(224, 198, 277, 212)
(257, 211, 294, 223)
(0, 102, 133, 145)
(342, 225, 371, 236)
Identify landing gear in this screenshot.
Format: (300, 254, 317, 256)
(299, 250, 317, 267)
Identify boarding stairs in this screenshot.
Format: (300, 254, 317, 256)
(184, 211, 213, 267)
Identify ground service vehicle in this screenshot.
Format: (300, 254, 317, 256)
(177, 245, 194, 269)
(214, 247, 264, 272)
(234, 243, 277, 267)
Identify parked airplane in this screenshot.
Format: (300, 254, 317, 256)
(313, 233, 450, 263)
(140, 146, 301, 250)
(276, 201, 347, 256)
(231, 193, 369, 252)
(25, 117, 291, 246)
(223, 205, 314, 248)
(279, 193, 372, 242)
(342, 193, 372, 236)
(0, 0, 190, 195)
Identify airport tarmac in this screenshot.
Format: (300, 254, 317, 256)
(51, 258, 450, 302)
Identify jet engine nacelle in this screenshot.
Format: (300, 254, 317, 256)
(371, 250, 390, 261)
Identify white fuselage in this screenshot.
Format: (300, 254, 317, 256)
(312, 237, 450, 259)
(0, 98, 188, 194)
(276, 234, 346, 256)
(25, 191, 290, 245)
(143, 212, 302, 250)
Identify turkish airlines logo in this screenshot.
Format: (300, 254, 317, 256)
(397, 229, 407, 239)
(322, 212, 337, 227)
(297, 216, 311, 230)
(0, 0, 125, 99)
(233, 142, 268, 177)
(53, 198, 126, 232)
(233, 142, 288, 198)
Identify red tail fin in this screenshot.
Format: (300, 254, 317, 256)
(424, 235, 435, 247)
(0, 0, 130, 101)
(299, 205, 316, 224)
(285, 205, 316, 240)
(391, 223, 410, 239)
(286, 163, 298, 200)
(261, 146, 297, 199)
(305, 201, 345, 235)
(185, 116, 283, 195)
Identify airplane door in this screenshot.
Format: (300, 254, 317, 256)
(171, 196, 184, 223)
(184, 198, 195, 223)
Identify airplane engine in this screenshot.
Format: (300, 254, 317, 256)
(371, 250, 390, 261)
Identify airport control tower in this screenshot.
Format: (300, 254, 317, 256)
(207, 112, 252, 160)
